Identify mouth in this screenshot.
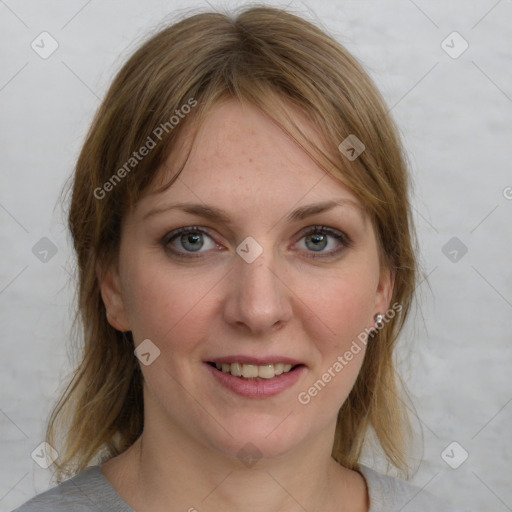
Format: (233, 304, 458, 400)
(204, 357, 307, 398)
(206, 361, 304, 380)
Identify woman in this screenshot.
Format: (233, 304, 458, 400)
(12, 6, 469, 512)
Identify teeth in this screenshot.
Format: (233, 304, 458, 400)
(242, 364, 259, 378)
(214, 362, 297, 379)
(231, 362, 242, 377)
(258, 364, 274, 379)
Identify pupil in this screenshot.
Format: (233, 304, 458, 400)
(306, 233, 327, 251)
(182, 232, 203, 251)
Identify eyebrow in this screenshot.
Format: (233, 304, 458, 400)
(142, 199, 363, 224)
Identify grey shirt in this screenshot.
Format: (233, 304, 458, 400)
(11, 465, 470, 512)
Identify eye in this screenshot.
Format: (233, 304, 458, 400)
(294, 226, 351, 258)
(163, 226, 219, 257)
(162, 225, 351, 259)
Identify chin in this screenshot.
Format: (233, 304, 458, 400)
(200, 412, 316, 465)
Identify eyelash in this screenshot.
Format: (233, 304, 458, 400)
(162, 225, 352, 260)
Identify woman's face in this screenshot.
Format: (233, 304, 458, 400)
(101, 99, 393, 462)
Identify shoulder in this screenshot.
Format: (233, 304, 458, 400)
(359, 465, 471, 512)
(10, 466, 133, 512)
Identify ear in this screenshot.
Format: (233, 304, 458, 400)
(97, 260, 131, 332)
(372, 265, 396, 324)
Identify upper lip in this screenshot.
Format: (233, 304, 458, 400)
(206, 355, 305, 366)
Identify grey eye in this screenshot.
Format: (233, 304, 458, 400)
(165, 227, 217, 254)
(304, 233, 328, 252)
(179, 232, 204, 252)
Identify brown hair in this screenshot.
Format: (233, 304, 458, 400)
(48, 5, 418, 482)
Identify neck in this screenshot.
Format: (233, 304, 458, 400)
(102, 426, 367, 512)
(100, 387, 368, 512)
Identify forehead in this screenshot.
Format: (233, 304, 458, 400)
(135, 98, 366, 222)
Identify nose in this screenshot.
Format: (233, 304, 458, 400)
(222, 248, 293, 335)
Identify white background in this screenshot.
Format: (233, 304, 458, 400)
(1, 1, 511, 511)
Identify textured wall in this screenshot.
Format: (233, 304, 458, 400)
(1, 1, 511, 511)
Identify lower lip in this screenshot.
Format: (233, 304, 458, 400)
(205, 363, 306, 398)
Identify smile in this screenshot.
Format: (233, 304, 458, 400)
(205, 359, 306, 398)
(208, 362, 299, 379)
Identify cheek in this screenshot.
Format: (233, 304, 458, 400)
(298, 267, 378, 351)
(295, 271, 376, 412)
(121, 257, 220, 353)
